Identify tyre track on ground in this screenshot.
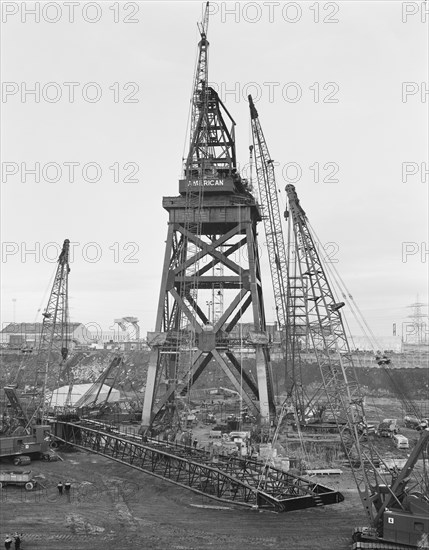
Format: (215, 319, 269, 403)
(1, 451, 366, 549)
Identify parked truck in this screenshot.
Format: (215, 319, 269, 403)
(377, 418, 399, 437)
(0, 470, 39, 491)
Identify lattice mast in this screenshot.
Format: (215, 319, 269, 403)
(186, 1, 209, 177)
(37, 239, 70, 422)
(285, 186, 364, 419)
(248, 95, 288, 330)
(284, 186, 379, 513)
(249, 97, 306, 412)
(170, 1, 211, 426)
(286, 185, 429, 535)
(178, 1, 210, 330)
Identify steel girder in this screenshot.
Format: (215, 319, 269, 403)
(54, 421, 343, 511)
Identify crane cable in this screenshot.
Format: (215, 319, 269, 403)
(181, 27, 202, 177)
(10, 263, 56, 391)
(307, 220, 380, 350)
(307, 221, 422, 419)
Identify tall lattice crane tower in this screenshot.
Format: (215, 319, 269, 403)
(36, 238, 71, 421)
(141, 4, 275, 434)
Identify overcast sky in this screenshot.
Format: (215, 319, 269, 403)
(1, 1, 428, 342)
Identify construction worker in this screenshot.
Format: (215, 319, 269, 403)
(65, 480, 71, 501)
(57, 481, 63, 495)
(13, 533, 21, 550)
(4, 535, 12, 549)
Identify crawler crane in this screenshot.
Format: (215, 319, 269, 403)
(0, 239, 71, 460)
(249, 96, 428, 547)
(36, 238, 71, 422)
(285, 185, 429, 550)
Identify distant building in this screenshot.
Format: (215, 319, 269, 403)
(0, 322, 92, 350)
(88, 329, 148, 351)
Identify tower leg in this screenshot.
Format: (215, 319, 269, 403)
(141, 200, 276, 433)
(255, 347, 271, 424)
(141, 349, 159, 430)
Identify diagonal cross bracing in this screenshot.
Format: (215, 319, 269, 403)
(54, 421, 344, 512)
(142, 195, 276, 432)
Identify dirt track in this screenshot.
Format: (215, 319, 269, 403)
(0, 450, 367, 550)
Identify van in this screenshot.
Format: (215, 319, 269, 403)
(393, 434, 409, 449)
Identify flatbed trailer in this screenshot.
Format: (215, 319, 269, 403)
(0, 470, 38, 490)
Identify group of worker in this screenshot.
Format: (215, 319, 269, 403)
(57, 480, 72, 498)
(4, 533, 21, 550)
(3, 482, 73, 548)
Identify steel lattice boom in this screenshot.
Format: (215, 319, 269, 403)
(37, 238, 71, 421)
(249, 95, 288, 331)
(248, 97, 307, 412)
(284, 185, 429, 531)
(284, 185, 378, 516)
(54, 420, 344, 512)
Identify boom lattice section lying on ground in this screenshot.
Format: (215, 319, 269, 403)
(54, 420, 343, 512)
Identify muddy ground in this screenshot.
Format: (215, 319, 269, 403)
(0, 449, 366, 550)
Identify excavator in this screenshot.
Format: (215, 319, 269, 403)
(249, 96, 429, 549)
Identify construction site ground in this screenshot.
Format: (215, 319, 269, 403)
(1, 395, 424, 550)
(1, 448, 366, 550)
